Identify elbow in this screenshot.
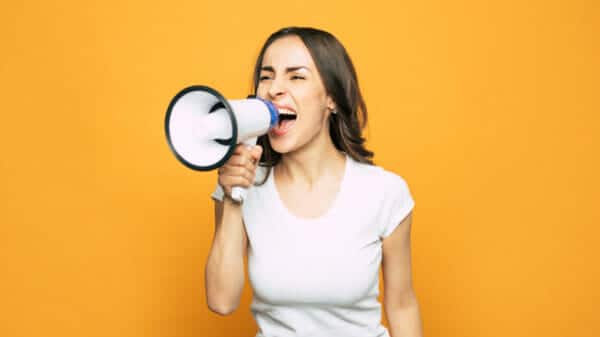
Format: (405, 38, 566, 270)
(207, 298, 239, 316)
(208, 302, 236, 316)
(205, 281, 242, 315)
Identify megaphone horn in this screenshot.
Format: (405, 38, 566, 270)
(164, 85, 279, 203)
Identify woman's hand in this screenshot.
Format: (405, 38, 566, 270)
(217, 144, 263, 199)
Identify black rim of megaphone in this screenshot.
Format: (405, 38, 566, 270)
(164, 85, 238, 171)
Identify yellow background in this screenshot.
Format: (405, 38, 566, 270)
(1, 0, 598, 336)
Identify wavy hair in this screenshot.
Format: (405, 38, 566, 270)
(252, 27, 374, 185)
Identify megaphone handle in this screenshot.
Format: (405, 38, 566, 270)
(231, 137, 258, 203)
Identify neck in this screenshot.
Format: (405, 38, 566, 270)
(276, 127, 346, 190)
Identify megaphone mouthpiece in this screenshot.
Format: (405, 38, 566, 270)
(258, 98, 280, 128)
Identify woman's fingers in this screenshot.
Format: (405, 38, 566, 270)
(217, 144, 261, 195)
(219, 173, 254, 189)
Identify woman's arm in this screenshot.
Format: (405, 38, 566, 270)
(382, 212, 424, 337)
(205, 145, 261, 315)
(204, 198, 248, 315)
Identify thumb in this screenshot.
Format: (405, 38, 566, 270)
(251, 145, 263, 160)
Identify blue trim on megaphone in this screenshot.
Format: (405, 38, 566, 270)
(258, 98, 280, 128)
(246, 95, 279, 128)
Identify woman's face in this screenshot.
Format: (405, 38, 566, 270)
(256, 35, 334, 154)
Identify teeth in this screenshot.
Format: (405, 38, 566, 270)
(278, 108, 296, 116)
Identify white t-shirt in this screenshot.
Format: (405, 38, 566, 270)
(211, 153, 415, 337)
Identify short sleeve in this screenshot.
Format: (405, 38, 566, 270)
(211, 180, 225, 202)
(379, 171, 415, 238)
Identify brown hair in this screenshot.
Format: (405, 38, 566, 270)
(253, 27, 374, 185)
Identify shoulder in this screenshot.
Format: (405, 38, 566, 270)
(350, 158, 410, 193)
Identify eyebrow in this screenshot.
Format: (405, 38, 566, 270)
(260, 66, 310, 73)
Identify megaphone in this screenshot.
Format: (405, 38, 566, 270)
(165, 85, 279, 203)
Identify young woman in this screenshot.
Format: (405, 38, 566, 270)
(206, 27, 423, 337)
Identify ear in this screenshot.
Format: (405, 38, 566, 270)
(326, 95, 336, 112)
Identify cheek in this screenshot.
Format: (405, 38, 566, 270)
(298, 91, 328, 121)
(256, 85, 267, 99)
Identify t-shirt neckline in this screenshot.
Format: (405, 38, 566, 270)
(269, 153, 351, 222)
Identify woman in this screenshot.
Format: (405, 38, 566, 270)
(206, 27, 423, 337)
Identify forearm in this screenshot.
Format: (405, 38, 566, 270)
(205, 199, 246, 314)
(384, 295, 424, 337)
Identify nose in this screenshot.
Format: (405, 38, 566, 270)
(267, 77, 286, 99)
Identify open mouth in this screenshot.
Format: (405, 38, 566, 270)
(272, 111, 297, 135)
(278, 112, 297, 123)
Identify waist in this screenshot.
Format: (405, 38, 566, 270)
(255, 324, 390, 337)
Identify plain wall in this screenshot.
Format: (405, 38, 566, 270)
(1, 1, 598, 336)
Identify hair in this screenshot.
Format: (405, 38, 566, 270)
(252, 26, 374, 185)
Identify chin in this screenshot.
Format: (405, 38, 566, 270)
(268, 134, 298, 154)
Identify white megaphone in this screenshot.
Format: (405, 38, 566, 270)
(165, 85, 279, 203)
